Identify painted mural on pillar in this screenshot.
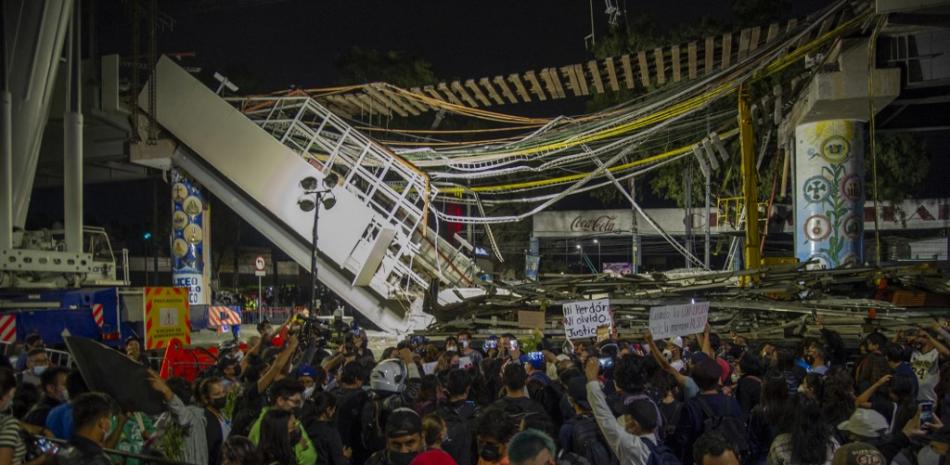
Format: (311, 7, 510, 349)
(795, 120, 865, 269)
(171, 170, 209, 305)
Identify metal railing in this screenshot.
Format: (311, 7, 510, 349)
(230, 94, 475, 293)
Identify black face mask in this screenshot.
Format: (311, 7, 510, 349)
(211, 397, 227, 411)
(289, 429, 302, 446)
(389, 451, 416, 465)
(479, 443, 502, 462)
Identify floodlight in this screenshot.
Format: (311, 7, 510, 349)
(323, 172, 340, 189)
(300, 176, 319, 191)
(297, 196, 316, 212)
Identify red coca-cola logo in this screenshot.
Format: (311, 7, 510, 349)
(570, 215, 617, 233)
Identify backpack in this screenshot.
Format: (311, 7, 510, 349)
(570, 414, 618, 465)
(696, 397, 749, 454)
(643, 437, 682, 465)
(360, 393, 404, 452)
(439, 401, 477, 465)
(527, 377, 565, 427)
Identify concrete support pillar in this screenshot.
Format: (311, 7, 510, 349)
(783, 37, 901, 269)
(794, 120, 866, 269)
(64, 0, 83, 253)
(0, 90, 12, 250)
(171, 170, 210, 306)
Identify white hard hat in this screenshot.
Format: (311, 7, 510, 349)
(370, 358, 408, 393)
(669, 336, 684, 349)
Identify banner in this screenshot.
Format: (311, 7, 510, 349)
(649, 302, 709, 340)
(518, 310, 546, 330)
(524, 255, 540, 281)
(562, 299, 611, 340)
(171, 170, 209, 306)
(65, 336, 166, 415)
(144, 287, 191, 350)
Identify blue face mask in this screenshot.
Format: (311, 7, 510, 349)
(32, 366, 48, 376)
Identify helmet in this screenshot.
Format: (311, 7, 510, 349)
(370, 359, 408, 393)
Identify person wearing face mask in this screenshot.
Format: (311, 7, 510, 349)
(665, 337, 686, 373)
(18, 349, 50, 388)
(457, 331, 483, 370)
(23, 367, 69, 427)
(0, 367, 53, 465)
(54, 393, 117, 465)
(248, 377, 317, 465)
(306, 392, 350, 465)
(149, 370, 220, 465)
(258, 409, 300, 465)
(15, 335, 44, 372)
(365, 408, 425, 465)
(473, 404, 519, 465)
(194, 377, 231, 465)
(297, 364, 325, 401)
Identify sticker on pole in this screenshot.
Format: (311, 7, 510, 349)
(649, 302, 709, 340)
(562, 299, 611, 340)
(144, 287, 191, 350)
(254, 256, 266, 277)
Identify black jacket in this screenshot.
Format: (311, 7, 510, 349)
(56, 435, 111, 465)
(307, 419, 349, 465)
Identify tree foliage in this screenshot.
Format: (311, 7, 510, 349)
(336, 47, 436, 88)
(869, 133, 929, 203)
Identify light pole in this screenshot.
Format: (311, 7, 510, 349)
(297, 173, 338, 316)
(592, 238, 601, 272)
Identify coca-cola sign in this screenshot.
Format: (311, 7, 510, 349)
(570, 215, 618, 233)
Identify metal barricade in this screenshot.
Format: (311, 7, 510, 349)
(46, 348, 73, 368)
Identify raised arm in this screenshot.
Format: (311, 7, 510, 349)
(258, 335, 299, 393)
(645, 332, 688, 385)
(855, 374, 892, 407)
(701, 323, 714, 359)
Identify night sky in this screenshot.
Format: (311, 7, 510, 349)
(96, 0, 829, 92)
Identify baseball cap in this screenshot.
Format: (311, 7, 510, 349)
(566, 376, 591, 410)
(625, 399, 658, 431)
(410, 449, 457, 465)
(668, 336, 684, 349)
(837, 408, 889, 439)
(295, 364, 318, 379)
(831, 442, 885, 465)
(386, 408, 422, 438)
(525, 351, 545, 370)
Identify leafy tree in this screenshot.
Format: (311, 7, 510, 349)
(869, 132, 929, 203)
(336, 47, 436, 88)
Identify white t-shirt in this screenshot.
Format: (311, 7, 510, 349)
(911, 348, 939, 402)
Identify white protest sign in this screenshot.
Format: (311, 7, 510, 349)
(562, 299, 611, 340)
(649, 302, 710, 340)
(422, 361, 438, 375)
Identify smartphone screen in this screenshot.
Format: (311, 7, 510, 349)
(920, 401, 935, 424)
(509, 340, 519, 351)
(598, 356, 614, 370)
(35, 438, 59, 455)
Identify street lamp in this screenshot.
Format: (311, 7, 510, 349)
(298, 172, 339, 316)
(592, 238, 601, 272)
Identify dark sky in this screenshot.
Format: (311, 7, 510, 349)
(97, 0, 829, 92)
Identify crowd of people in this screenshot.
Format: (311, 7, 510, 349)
(0, 314, 947, 465)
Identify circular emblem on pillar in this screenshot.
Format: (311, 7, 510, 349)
(803, 214, 832, 242)
(820, 135, 851, 164)
(172, 183, 189, 202)
(840, 175, 862, 202)
(842, 214, 861, 240)
(173, 238, 189, 258)
(173, 211, 189, 231)
(805, 253, 832, 270)
(802, 176, 832, 204)
(184, 224, 203, 244)
(183, 196, 203, 216)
